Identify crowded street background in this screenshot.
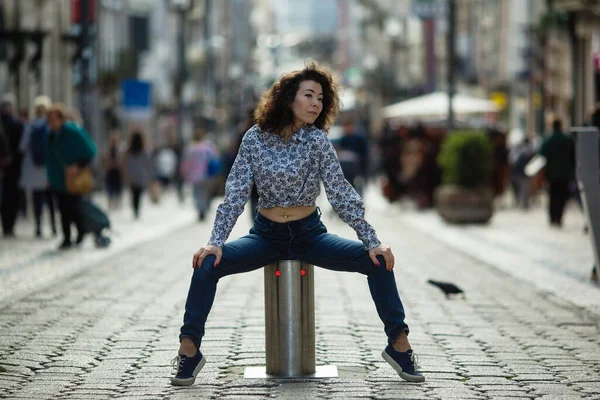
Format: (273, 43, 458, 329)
(1, 0, 600, 399)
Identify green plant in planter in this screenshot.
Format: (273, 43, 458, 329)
(437, 130, 493, 189)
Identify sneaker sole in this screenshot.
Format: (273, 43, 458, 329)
(171, 356, 207, 386)
(381, 351, 425, 383)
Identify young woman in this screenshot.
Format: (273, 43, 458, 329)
(172, 62, 424, 385)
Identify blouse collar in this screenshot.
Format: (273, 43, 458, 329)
(257, 124, 315, 144)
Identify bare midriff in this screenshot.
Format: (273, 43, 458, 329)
(258, 205, 317, 223)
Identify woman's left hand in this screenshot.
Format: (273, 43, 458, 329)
(368, 244, 395, 271)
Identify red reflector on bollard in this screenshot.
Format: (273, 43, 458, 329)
(301, 269, 307, 276)
(275, 270, 281, 277)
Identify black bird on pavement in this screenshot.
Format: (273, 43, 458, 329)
(427, 280, 465, 298)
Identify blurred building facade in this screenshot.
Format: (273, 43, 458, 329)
(0, 0, 73, 113)
(553, 0, 600, 126)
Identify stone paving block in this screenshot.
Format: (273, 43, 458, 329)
(512, 374, 562, 382)
(462, 366, 512, 377)
(463, 377, 519, 386)
(42, 366, 85, 375)
(374, 393, 432, 400)
(573, 382, 600, 394)
(477, 389, 533, 397)
(169, 389, 220, 400)
(328, 392, 376, 398)
(428, 387, 486, 399)
(413, 372, 464, 380)
(1, 364, 34, 377)
(563, 373, 600, 383)
(0, 358, 44, 370)
(5, 394, 55, 400)
(526, 382, 587, 396)
(0, 377, 24, 391)
(59, 388, 123, 396)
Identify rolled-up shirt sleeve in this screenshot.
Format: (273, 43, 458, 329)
(319, 133, 381, 250)
(208, 133, 254, 247)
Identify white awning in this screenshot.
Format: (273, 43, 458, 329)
(383, 91, 499, 120)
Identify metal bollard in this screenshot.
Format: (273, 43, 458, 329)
(264, 260, 315, 376)
(243, 260, 338, 379)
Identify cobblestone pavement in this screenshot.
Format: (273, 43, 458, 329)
(0, 191, 196, 306)
(399, 201, 599, 318)
(1, 191, 600, 399)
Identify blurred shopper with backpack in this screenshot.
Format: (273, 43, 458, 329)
(19, 95, 57, 237)
(180, 128, 220, 221)
(124, 130, 154, 219)
(0, 96, 24, 237)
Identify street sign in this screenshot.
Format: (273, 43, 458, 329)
(412, 0, 447, 19)
(120, 79, 152, 120)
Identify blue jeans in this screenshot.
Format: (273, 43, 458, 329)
(179, 209, 409, 349)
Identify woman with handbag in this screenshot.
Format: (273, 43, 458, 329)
(45, 104, 97, 250)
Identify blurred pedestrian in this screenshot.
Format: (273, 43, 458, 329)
(489, 128, 509, 200)
(171, 139, 185, 204)
(509, 137, 534, 209)
(19, 95, 57, 237)
(338, 117, 368, 195)
(539, 117, 575, 227)
(154, 145, 178, 189)
(124, 130, 153, 219)
(0, 95, 24, 237)
(45, 103, 97, 249)
(0, 123, 10, 200)
(172, 62, 424, 386)
(334, 141, 360, 189)
(103, 130, 123, 209)
(180, 128, 220, 221)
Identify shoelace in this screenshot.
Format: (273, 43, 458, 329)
(171, 355, 184, 373)
(410, 351, 421, 370)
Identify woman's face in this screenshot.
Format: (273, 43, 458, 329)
(47, 111, 63, 131)
(290, 80, 323, 126)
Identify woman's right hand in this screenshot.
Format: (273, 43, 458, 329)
(192, 245, 222, 269)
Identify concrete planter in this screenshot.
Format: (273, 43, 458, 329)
(435, 184, 494, 224)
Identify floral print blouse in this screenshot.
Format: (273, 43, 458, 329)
(208, 124, 381, 250)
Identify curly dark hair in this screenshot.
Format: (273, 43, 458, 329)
(127, 130, 146, 155)
(254, 61, 342, 135)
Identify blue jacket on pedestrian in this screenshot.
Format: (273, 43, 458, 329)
(45, 122, 96, 193)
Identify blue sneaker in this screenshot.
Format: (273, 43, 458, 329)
(171, 351, 206, 386)
(382, 345, 425, 382)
